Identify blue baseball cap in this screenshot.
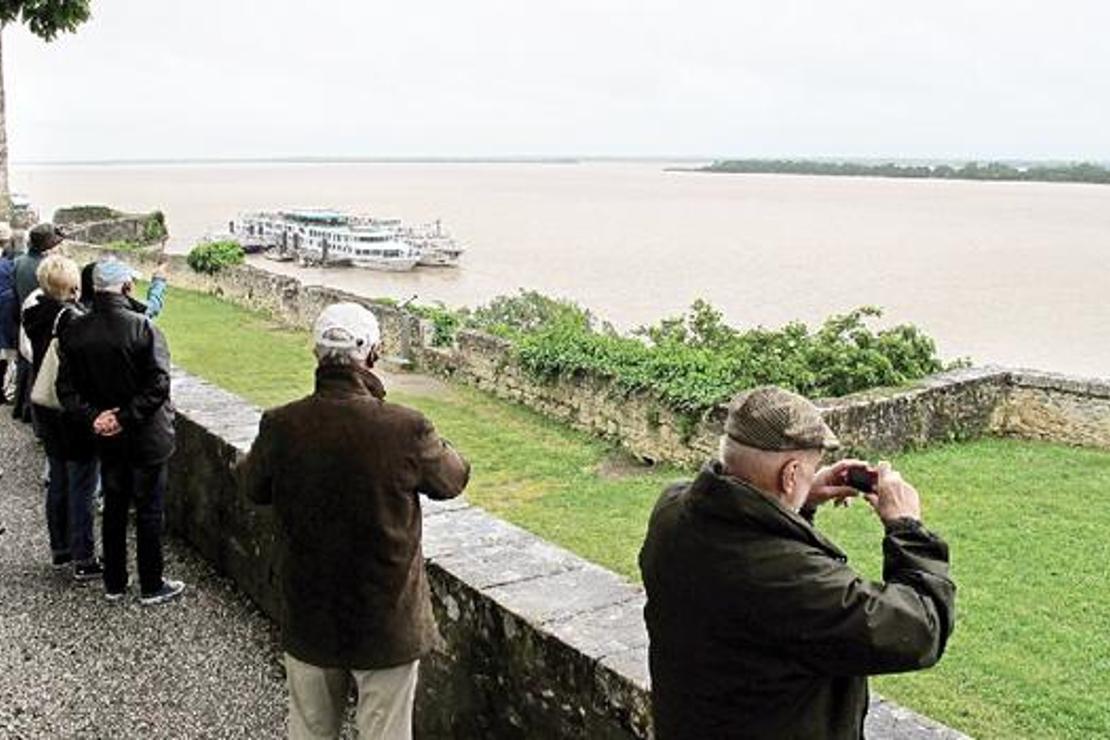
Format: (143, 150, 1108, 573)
(92, 258, 143, 291)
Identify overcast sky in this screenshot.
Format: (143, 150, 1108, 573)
(5, 0, 1109, 162)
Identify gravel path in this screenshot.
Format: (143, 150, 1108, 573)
(0, 411, 291, 739)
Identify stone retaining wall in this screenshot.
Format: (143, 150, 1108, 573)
(55, 208, 165, 246)
(423, 335, 1053, 465)
(165, 367, 964, 739)
(991, 371, 1110, 448)
(69, 242, 1110, 467)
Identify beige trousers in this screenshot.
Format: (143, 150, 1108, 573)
(284, 653, 419, 740)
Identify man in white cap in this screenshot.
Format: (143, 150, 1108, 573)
(57, 257, 184, 605)
(239, 301, 470, 740)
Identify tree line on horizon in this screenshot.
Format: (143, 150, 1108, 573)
(701, 159, 1110, 184)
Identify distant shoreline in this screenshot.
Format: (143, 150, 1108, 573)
(681, 159, 1110, 186)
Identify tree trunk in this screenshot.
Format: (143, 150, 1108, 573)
(0, 25, 9, 224)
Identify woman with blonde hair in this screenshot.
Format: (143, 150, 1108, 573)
(23, 253, 101, 580)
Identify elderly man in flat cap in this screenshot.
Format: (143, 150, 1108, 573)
(639, 386, 956, 740)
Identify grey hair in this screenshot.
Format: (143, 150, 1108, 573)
(314, 345, 364, 366)
(718, 434, 753, 473)
(719, 434, 818, 484)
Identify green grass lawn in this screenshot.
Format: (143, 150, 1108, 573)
(155, 284, 1110, 740)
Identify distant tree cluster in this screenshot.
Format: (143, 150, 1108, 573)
(701, 159, 1110, 185)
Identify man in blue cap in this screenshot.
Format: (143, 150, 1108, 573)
(57, 258, 184, 605)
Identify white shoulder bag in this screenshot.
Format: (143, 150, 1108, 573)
(30, 307, 69, 411)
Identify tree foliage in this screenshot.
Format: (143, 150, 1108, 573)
(0, 1, 92, 40)
(702, 159, 1110, 185)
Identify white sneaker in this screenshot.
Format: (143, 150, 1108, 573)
(140, 579, 185, 606)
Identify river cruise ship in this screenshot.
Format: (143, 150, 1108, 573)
(230, 209, 464, 270)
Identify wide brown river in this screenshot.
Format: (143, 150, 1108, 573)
(12, 161, 1110, 377)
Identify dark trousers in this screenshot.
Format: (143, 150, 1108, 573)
(12, 356, 31, 421)
(101, 459, 167, 595)
(44, 455, 69, 558)
(44, 455, 98, 562)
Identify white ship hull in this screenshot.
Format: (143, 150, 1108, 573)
(351, 256, 421, 271)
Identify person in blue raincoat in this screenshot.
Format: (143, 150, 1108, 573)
(0, 224, 19, 404)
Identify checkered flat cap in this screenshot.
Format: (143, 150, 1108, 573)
(724, 386, 840, 452)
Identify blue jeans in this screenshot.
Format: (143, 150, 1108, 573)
(44, 455, 99, 563)
(101, 460, 167, 595)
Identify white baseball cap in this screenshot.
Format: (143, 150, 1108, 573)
(313, 302, 381, 360)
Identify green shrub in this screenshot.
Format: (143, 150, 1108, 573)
(405, 290, 598, 348)
(468, 289, 600, 337)
(142, 211, 168, 243)
(514, 301, 951, 413)
(187, 240, 244, 274)
(395, 290, 952, 411)
(410, 302, 466, 348)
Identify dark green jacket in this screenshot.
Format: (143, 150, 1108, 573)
(639, 463, 956, 740)
(13, 251, 44, 307)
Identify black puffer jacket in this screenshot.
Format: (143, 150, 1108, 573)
(57, 292, 175, 465)
(22, 294, 96, 460)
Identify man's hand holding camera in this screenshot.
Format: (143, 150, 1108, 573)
(806, 458, 869, 509)
(863, 461, 922, 524)
(807, 459, 923, 524)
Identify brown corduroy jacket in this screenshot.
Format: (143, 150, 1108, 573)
(239, 363, 470, 669)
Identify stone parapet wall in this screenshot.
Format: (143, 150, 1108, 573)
(991, 371, 1110, 448)
(55, 208, 165, 246)
(425, 333, 1110, 461)
(165, 367, 964, 739)
(69, 242, 1110, 466)
(64, 217, 149, 245)
(426, 336, 1034, 465)
(819, 367, 1011, 455)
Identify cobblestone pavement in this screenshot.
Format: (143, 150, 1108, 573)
(0, 411, 290, 739)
